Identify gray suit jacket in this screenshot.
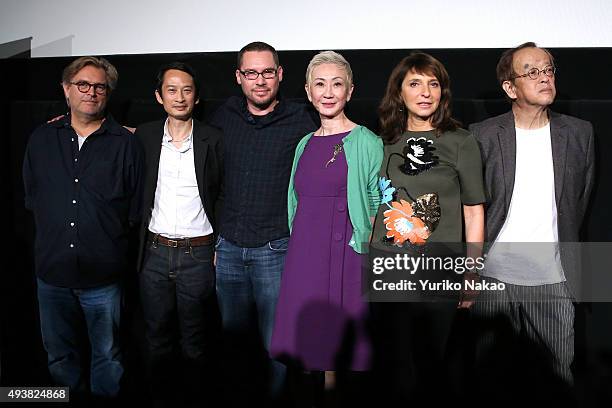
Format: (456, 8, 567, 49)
(469, 110, 595, 295)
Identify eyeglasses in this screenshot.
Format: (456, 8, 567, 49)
(70, 81, 108, 95)
(239, 68, 278, 80)
(511, 66, 556, 81)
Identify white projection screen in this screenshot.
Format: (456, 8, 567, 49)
(1, 0, 611, 58)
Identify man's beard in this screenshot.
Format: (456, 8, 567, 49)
(249, 89, 277, 110)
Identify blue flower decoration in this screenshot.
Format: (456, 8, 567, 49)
(378, 177, 396, 205)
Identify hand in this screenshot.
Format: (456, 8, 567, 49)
(47, 114, 135, 134)
(213, 251, 217, 267)
(458, 271, 480, 309)
(47, 114, 65, 123)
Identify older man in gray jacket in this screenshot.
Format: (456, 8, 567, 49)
(469, 42, 595, 384)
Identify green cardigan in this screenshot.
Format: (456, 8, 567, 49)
(287, 125, 384, 254)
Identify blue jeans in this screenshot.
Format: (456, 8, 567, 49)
(215, 235, 288, 396)
(139, 240, 216, 399)
(37, 278, 123, 397)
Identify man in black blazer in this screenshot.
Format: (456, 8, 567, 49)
(135, 62, 223, 405)
(469, 42, 595, 384)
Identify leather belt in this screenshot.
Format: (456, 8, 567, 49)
(148, 231, 214, 247)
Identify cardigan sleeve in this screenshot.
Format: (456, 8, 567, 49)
(287, 133, 312, 230)
(367, 135, 384, 217)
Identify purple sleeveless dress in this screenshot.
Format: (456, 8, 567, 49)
(270, 132, 371, 371)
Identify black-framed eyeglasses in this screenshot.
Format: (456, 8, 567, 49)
(511, 65, 556, 81)
(70, 81, 108, 95)
(239, 68, 278, 80)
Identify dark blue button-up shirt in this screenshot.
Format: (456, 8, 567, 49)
(209, 96, 317, 247)
(23, 115, 144, 288)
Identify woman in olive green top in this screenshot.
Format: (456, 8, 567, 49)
(370, 52, 485, 401)
(371, 52, 485, 252)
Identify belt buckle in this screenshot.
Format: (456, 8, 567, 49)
(168, 239, 179, 248)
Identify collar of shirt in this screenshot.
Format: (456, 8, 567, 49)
(162, 117, 193, 153)
(53, 113, 124, 136)
(235, 93, 288, 126)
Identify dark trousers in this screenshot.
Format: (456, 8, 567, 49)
(370, 301, 457, 404)
(139, 240, 216, 403)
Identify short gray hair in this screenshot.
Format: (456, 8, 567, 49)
(62, 56, 119, 92)
(305, 50, 353, 87)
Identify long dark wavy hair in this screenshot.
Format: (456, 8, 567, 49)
(378, 52, 460, 144)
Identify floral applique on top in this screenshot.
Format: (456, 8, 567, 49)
(378, 177, 441, 246)
(399, 137, 439, 175)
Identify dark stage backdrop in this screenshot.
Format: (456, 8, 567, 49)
(1, 48, 612, 401)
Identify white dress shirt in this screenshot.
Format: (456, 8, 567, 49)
(148, 119, 213, 238)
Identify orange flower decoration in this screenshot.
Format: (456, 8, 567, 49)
(383, 199, 431, 246)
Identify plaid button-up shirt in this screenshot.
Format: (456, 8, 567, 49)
(209, 96, 317, 247)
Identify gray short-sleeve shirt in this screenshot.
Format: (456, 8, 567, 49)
(371, 128, 485, 247)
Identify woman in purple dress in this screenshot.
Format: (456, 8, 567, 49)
(270, 51, 383, 390)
